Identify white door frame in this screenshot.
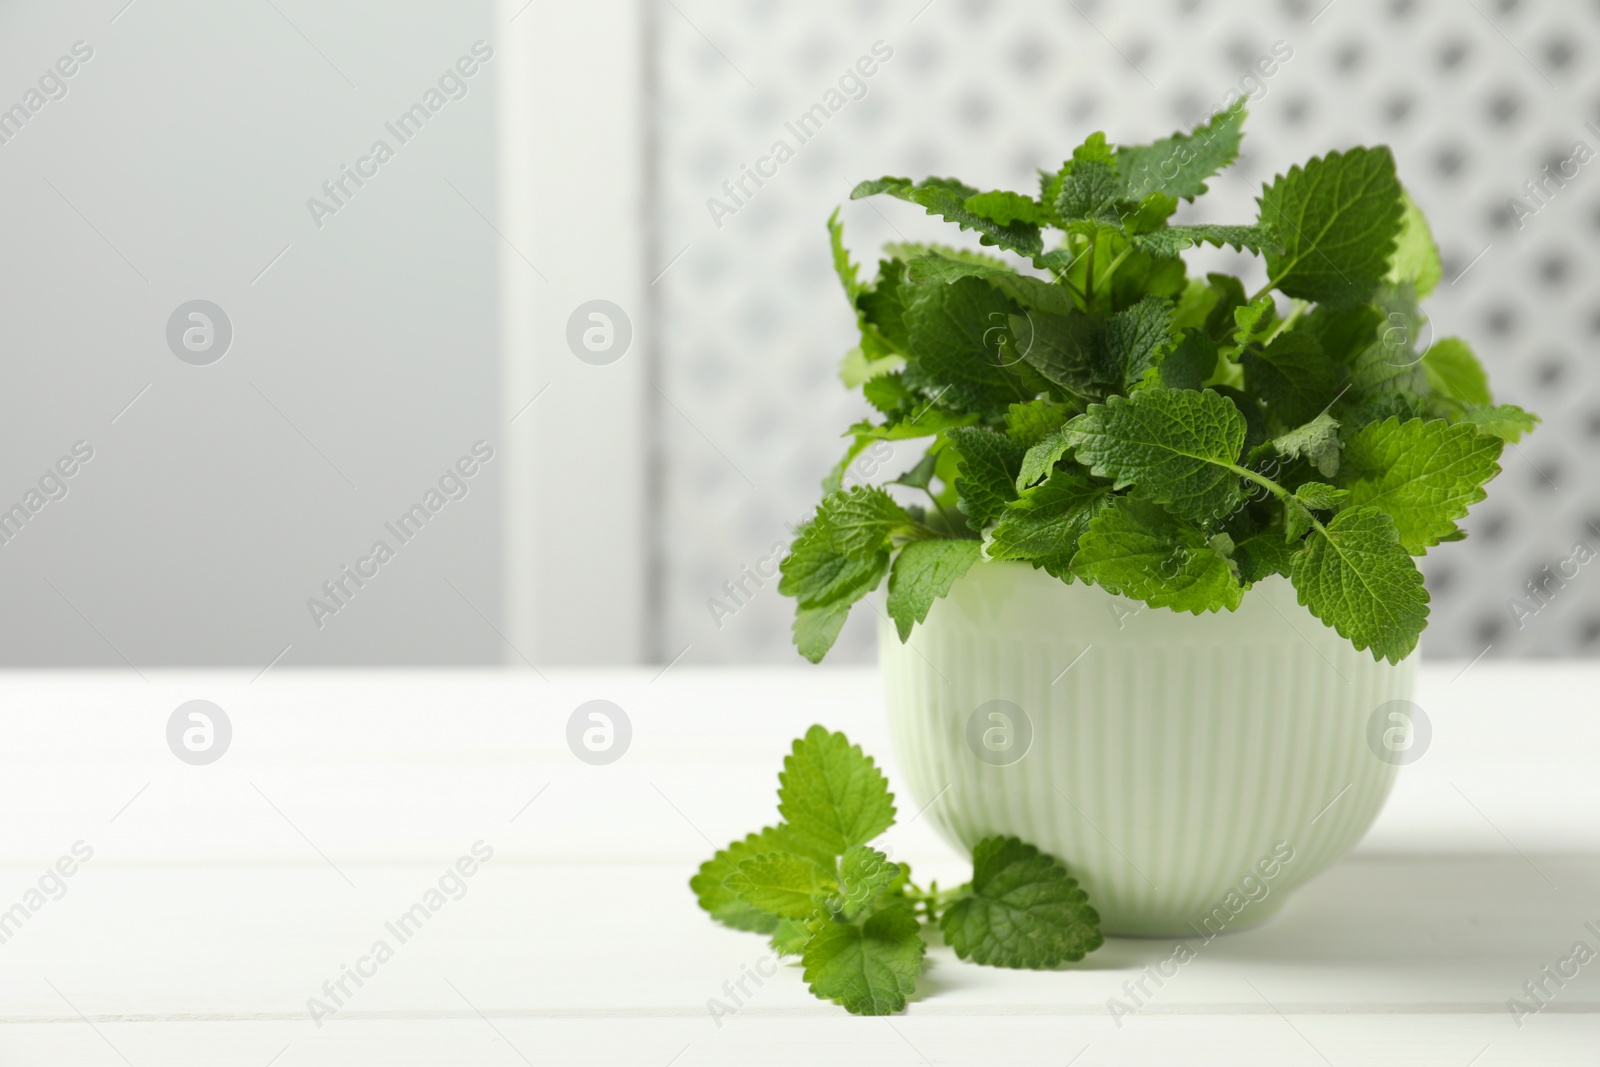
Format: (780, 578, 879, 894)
(498, 0, 649, 665)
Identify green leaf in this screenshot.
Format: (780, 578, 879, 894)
(1340, 417, 1504, 553)
(819, 486, 912, 558)
(946, 428, 1028, 526)
(692, 826, 807, 933)
(1231, 293, 1277, 351)
(729, 853, 837, 920)
(852, 176, 1044, 256)
(1064, 387, 1246, 522)
(828, 207, 864, 302)
(1071, 499, 1245, 613)
(986, 467, 1111, 565)
(691, 825, 832, 934)
(1056, 159, 1123, 222)
(1259, 145, 1405, 307)
(883, 242, 1010, 271)
(780, 529, 890, 608)
(802, 901, 925, 1015)
(964, 189, 1052, 227)
(1385, 190, 1442, 298)
(1158, 329, 1219, 391)
(1092, 295, 1175, 387)
(888, 448, 939, 491)
(1460, 403, 1539, 443)
(1005, 399, 1075, 447)
(770, 918, 814, 957)
(1295, 303, 1384, 366)
(905, 253, 1077, 317)
(833, 845, 904, 921)
(1295, 480, 1350, 512)
(1260, 411, 1343, 479)
(886, 539, 982, 641)
(1422, 337, 1490, 407)
(1243, 332, 1345, 429)
(940, 836, 1103, 969)
(1132, 224, 1279, 259)
(792, 599, 863, 664)
(903, 276, 1025, 412)
(1233, 531, 1298, 582)
(1017, 428, 1073, 491)
(778, 726, 896, 857)
(1117, 104, 1248, 202)
(1012, 309, 1098, 398)
(840, 346, 905, 390)
(1291, 506, 1428, 664)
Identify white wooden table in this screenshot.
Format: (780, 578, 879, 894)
(1, 664, 1596, 1064)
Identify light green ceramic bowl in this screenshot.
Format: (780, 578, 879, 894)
(881, 560, 1417, 937)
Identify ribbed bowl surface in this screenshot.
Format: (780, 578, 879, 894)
(880, 562, 1416, 936)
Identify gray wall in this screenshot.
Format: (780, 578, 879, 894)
(0, 0, 502, 668)
(4, 0, 1596, 669)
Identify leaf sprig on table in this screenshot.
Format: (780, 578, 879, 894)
(691, 726, 1102, 1015)
(783, 105, 1537, 664)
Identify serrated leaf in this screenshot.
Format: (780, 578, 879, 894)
(1064, 387, 1246, 522)
(1422, 337, 1490, 407)
(1012, 308, 1098, 399)
(792, 598, 859, 663)
(885, 539, 982, 641)
(940, 836, 1102, 969)
(946, 428, 1027, 525)
(778, 726, 896, 857)
(1158, 328, 1219, 391)
(905, 253, 1077, 317)
(828, 207, 864, 302)
(692, 826, 810, 933)
(1005, 399, 1074, 447)
(1071, 499, 1245, 613)
(824, 486, 912, 557)
(1340, 417, 1504, 553)
(1259, 146, 1405, 307)
(1092, 295, 1175, 387)
(728, 853, 837, 920)
(840, 346, 905, 390)
(1056, 159, 1124, 222)
(802, 902, 925, 1015)
(1231, 293, 1277, 350)
(833, 845, 904, 920)
(780, 528, 891, 608)
(964, 189, 1051, 227)
(1261, 411, 1343, 479)
(1385, 190, 1442, 298)
(1132, 224, 1279, 259)
(852, 176, 1044, 256)
(903, 276, 1026, 412)
(770, 918, 814, 956)
(1243, 331, 1345, 429)
(888, 448, 939, 491)
(1117, 105, 1247, 202)
(1460, 403, 1539, 443)
(1295, 481, 1350, 511)
(985, 467, 1111, 566)
(1291, 506, 1428, 663)
(1017, 428, 1073, 491)
(1233, 531, 1298, 582)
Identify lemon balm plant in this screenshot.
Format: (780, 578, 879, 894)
(780, 105, 1536, 664)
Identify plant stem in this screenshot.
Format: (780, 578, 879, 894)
(922, 486, 958, 532)
(1094, 245, 1135, 295)
(1225, 462, 1330, 538)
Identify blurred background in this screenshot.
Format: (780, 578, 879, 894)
(1, 0, 1593, 669)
